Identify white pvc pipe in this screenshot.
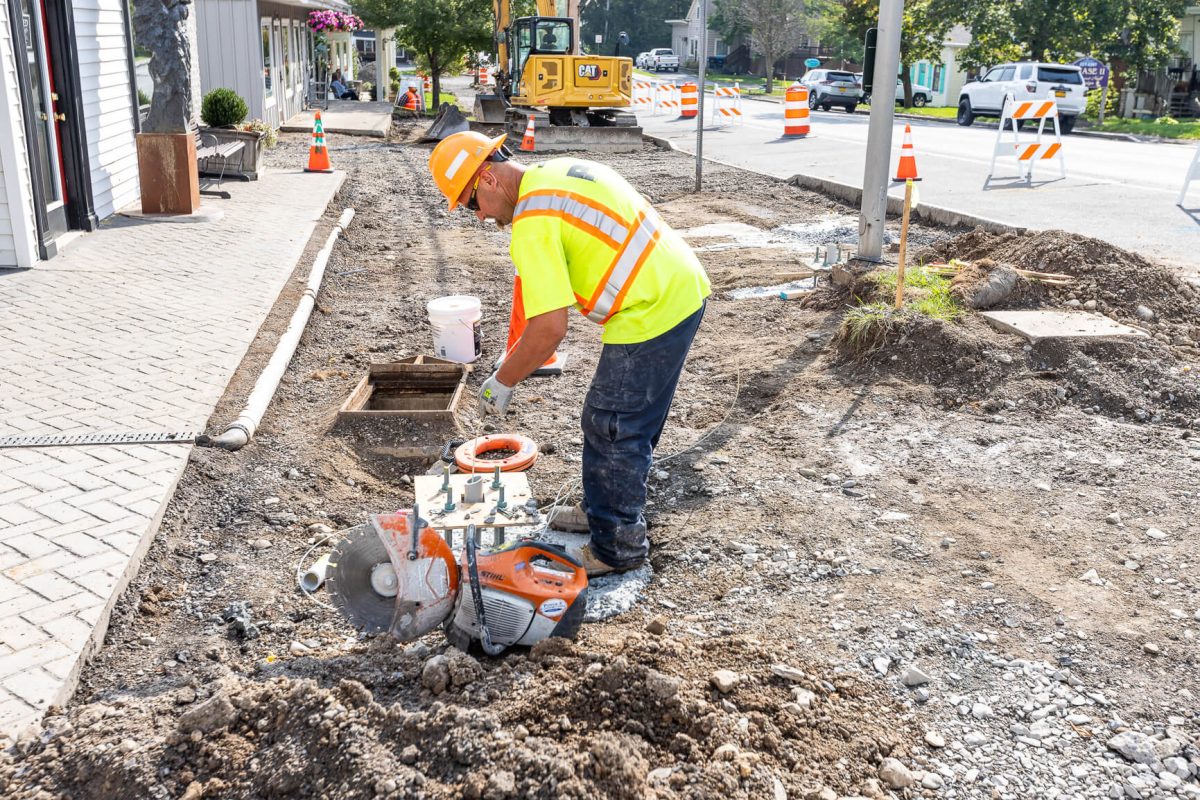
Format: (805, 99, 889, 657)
(204, 208, 355, 450)
(298, 553, 332, 593)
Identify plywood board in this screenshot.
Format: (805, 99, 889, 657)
(980, 310, 1149, 344)
(414, 472, 534, 529)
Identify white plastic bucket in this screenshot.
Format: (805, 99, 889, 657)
(427, 295, 482, 363)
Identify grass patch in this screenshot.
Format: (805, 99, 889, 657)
(840, 266, 962, 353)
(1085, 117, 1200, 140)
(867, 266, 962, 322)
(859, 104, 957, 118)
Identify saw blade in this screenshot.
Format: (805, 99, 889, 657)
(327, 523, 396, 634)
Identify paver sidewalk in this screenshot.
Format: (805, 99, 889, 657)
(0, 166, 345, 740)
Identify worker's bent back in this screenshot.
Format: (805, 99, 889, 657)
(510, 158, 711, 345)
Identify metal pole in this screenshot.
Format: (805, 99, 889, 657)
(1097, 65, 1110, 126)
(695, 0, 707, 192)
(857, 0, 903, 262)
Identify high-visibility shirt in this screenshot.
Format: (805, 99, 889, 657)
(510, 157, 711, 345)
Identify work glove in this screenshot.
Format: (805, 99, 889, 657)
(479, 375, 514, 417)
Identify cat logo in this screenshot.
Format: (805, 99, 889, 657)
(577, 63, 600, 80)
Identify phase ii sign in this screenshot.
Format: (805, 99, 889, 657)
(1072, 57, 1109, 90)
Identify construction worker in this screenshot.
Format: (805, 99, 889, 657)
(427, 131, 710, 576)
(402, 86, 420, 111)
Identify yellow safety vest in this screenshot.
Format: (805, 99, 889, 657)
(510, 158, 711, 345)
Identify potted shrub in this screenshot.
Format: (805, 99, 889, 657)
(199, 87, 269, 180)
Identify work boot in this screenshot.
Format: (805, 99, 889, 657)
(547, 502, 590, 533)
(568, 543, 641, 578)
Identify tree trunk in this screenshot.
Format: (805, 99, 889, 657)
(431, 53, 441, 111)
(763, 46, 774, 94)
(900, 65, 913, 108)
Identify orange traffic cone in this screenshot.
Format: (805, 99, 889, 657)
(520, 115, 536, 152)
(305, 111, 333, 173)
(495, 269, 565, 376)
(893, 124, 921, 181)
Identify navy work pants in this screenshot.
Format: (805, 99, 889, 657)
(580, 303, 705, 568)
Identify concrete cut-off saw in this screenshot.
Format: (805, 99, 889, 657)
(326, 507, 588, 654)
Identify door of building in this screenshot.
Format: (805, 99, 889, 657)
(8, 0, 95, 260)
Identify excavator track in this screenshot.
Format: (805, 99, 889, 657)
(503, 109, 643, 153)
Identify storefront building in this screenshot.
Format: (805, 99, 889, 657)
(0, 0, 141, 268)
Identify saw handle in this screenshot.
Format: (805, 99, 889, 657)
(465, 526, 506, 656)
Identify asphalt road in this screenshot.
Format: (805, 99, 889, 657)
(638, 94, 1200, 277)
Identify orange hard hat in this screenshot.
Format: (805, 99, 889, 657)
(428, 131, 507, 210)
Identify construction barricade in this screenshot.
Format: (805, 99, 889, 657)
(633, 79, 655, 114)
(1178, 142, 1200, 206)
(680, 82, 698, 118)
(783, 83, 810, 137)
(654, 82, 680, 116)
(710, 83, 743, 125)
(988, 96, 1066, 183)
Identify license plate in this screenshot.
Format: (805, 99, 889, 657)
(1054, 90, 1066, 97)
(836, 87, 846, 93)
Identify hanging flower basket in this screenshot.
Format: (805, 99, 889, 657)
(307, 10, 363, 33)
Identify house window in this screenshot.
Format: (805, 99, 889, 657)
(277, 19, 289, 91)
(261, 19, 273, 100)
(291, 21, 300, 88)
(932, 64, 944, 93)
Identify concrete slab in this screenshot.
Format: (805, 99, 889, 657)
(281, 100, 393, 138)
(980, 310, 1149, 343)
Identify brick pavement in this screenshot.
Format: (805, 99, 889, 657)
(0, 167, 346, 739)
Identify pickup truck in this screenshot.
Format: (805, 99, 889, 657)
(645, 48, 679, 73)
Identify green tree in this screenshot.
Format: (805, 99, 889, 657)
(718, 0, 832, 92)
(577, 0, 678, 58)
(838, 0, 956, 106)
(353, 0, 492, 107)
(710, 0, 751, 44)
(956, 0, 1184, 74)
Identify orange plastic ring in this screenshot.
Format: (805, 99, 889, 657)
(454, 434, 539, 473)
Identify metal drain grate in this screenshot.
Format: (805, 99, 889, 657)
(0, 431, 200, 448)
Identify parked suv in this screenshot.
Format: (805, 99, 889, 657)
(635, 52, 651, 69)
(957, 62, 1086, 133)
(801, 68, 862, 112)
(856, 76, 934, 106)
(645, 48, 679, 72)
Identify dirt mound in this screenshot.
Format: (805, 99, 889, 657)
(918, 228, 1200, 328)
(0, 637, 909, 800)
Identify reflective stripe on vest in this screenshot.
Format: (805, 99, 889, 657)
(514, 190, 629, 250)
(582, 209, 661, 323)
(514, 190, 661, 324)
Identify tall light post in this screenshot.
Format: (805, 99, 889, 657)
(857, 0, 903, 262)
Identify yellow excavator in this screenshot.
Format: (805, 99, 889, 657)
(474, 0, 642, 151)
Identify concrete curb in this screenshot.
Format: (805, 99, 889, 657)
(642, 132, 1026, 236)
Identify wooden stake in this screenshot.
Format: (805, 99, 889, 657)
(894, 179, 914, 309)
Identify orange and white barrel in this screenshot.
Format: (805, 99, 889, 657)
(680, 82, 698, 118)
(783, 83, 810, 138)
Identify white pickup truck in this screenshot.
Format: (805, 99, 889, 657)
(644, 48, 679, 73)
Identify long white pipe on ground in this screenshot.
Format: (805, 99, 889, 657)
(203, 208, 355, 450)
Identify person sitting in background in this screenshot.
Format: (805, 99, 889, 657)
(330, 70, 358, 100)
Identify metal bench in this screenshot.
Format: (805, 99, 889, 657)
(194, 128, 246, 199)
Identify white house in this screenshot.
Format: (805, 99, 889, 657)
(0, 0, 142, 268)
(666, 0, 727, 68)
(194, 0, 350, 130)
(907, 25, 971, 107)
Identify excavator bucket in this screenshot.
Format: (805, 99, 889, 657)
(422, 103, 471, 141)
(473, 92, 509, 124)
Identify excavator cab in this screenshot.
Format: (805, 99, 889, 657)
(511, 17, 573, 97)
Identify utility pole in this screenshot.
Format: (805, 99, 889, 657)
(857, 0, 903, 262)
(695, 0, 707, 192)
